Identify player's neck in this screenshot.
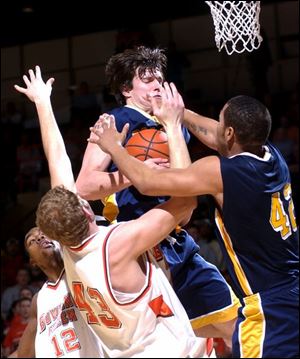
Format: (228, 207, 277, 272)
(125, 104, 154, 120)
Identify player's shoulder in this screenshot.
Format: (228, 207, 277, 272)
(108, 106, 138, 118)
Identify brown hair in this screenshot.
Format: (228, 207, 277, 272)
(36, 186, 89, 246)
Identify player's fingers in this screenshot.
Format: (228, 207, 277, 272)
(169, 82, 178, 97)
(29, 69, 35, 81)
(23, 75, 31, 87)
(14, 84, 26, 94)
(97, 115, 107, 124)
(46, 78, 55, 87)
(163, 82, 173, 99)
(154, 158, 169, 165)
(150, 96, 159, 114)
(87, 137, 98, 144)
(89, 126, 103, 138)
(121, 123, 130, 141)
(169, 82, 184, 107)
(108, 114, 116, 128)
(35, 65, 41, 79)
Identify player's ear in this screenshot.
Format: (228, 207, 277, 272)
(121, 84, 131, 98)
(225, 126, 234, 141)
(226, 126, 235, 149)
(81, 204, 95, 223)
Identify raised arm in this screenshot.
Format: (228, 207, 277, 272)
(183, 108, 219, 150)
(14, 66, 75, 192)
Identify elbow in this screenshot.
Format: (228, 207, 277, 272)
(180, 212, 193, 227)
(134, 181, 153, 196)
(179, 197, 197, 226)
(76, 177, 94, 200)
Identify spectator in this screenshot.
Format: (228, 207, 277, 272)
(2, 297, 31, 357)
(1, 268, 36, 320)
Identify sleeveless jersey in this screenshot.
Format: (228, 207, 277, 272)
(62, 224, 209, 358)
(215, 142, 299, 299)
(35, 270, 103, 358)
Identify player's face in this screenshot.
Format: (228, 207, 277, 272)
(25, 227, 60, 265)
(123, 68, 163, 113)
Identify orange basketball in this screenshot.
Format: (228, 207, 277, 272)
(125, 128, 169, 161)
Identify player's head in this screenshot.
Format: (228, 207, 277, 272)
(36, 186, 94, 247)
(217, 95, 272, 155)
(105, 46, 167, 106)
(24, 226, 62, 269)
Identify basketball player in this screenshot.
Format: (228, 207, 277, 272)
(14, 66, 211, 357)
(14, 227, 104, 358)
(89, 94, 299, 358)
(76, 46, 239, 342)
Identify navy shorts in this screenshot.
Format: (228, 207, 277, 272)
(158, 229, 239, 328)
(232, 277, 299, 358)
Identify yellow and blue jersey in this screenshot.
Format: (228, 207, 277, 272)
(215, 142, 298, 299)
(216, 142, 299, 357)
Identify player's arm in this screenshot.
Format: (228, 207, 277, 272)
(108, 195, 197, 291)
(76, 122, 131, 200)
(14, 66, 75, 192)
(88, 116, 222, 197)
(183, 108, 219, 150)
(16, 294, 38, 358)
(151, 82, 191, 169)
(110, 195, 197, 265)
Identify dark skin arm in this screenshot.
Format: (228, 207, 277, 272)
(183, 108, 219, 150)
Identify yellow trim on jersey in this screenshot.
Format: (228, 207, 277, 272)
(239, 293, 265, 358)
(151, 115, 160, 124)
(215, 209, 253, 296)
(102, 194, 119, 224)
(191, 289, 240, 329)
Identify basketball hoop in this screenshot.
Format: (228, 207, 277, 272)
(205, 1, 263, 55)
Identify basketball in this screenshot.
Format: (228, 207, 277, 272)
(125, 129, 169, 161)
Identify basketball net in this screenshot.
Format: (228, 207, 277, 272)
(205, 1, 263, 55)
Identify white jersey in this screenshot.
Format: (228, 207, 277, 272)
(62, 224, 210, 358)
(35, 270, 103, 358)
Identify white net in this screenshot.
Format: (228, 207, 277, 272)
(205, 1, 263, 55)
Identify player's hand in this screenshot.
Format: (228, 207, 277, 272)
(150, 82, 184, 130)
(88, 114, 129, 154)
(144, 158, 170, 170)
(14, 65, 54, 104)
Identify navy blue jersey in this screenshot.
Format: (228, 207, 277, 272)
(215, 142, 299, 299)
(106, 106, 190, 221)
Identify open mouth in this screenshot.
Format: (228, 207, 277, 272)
(40, 240, 54, 249)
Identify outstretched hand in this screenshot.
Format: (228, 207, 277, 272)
(150, 82, 184, 130)
(14, 65, 54, 103)
(88, 114, 129, 154)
